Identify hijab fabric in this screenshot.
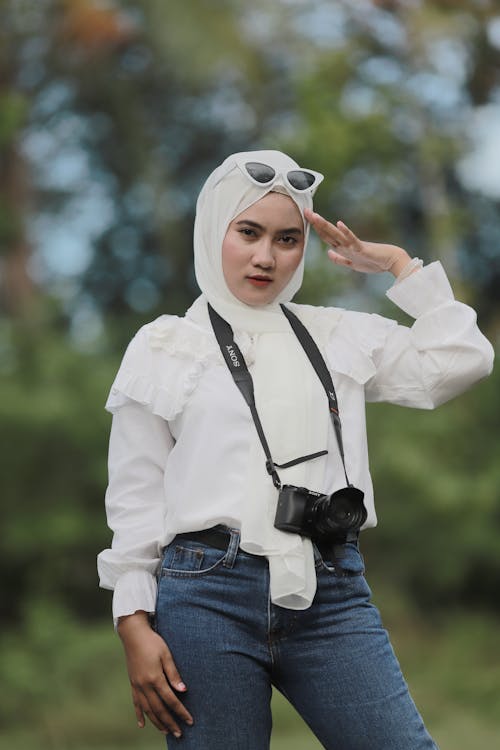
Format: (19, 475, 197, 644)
(186, 150, 328, 609)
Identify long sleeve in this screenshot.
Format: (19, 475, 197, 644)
(97, 400, 174, 624)
(364, 261, 494, 407)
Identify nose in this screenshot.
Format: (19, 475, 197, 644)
(251, 237, 275, 269)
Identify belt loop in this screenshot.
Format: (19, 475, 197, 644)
(223, 528, 240, 568)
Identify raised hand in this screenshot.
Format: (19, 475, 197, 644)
(304, 208, 412, 277)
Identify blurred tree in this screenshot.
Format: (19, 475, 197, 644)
(0, 0, 37, 319)
(3, 0, 499, 332)
(6, 0, 304, 346)
(286, 0, 500, 323)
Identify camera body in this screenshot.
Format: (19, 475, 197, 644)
(274, 484, 367, 543)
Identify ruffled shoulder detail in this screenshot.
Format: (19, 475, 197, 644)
(285, 302, 376, 384)
(146, 314, 219, 362)
(105, 315, 227, 420)
(105, 360, 205, 421)
(146, 313, 256, 365)
(286, 302, 344, 348)
(325, 310, 397, 385)
(104, 314, 255, 420)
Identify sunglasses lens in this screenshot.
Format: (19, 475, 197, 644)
(245, 162, 276, 184)
(287, 170, 317, 190)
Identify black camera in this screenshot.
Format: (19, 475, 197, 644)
(274, 484, 367, 543)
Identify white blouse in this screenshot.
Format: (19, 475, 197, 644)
(97, 262, 494, 622)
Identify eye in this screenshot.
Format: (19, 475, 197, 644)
(238, 227, 257, 238)
(278, 234, 298, 246)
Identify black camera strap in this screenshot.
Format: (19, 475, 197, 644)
(208, 303, 352, 489)
(279, 304, 350, 485)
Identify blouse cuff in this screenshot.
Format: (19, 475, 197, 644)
(392, 257, 424, 284)
(112, 569, 158, 629)
(386, 260, 454, 319)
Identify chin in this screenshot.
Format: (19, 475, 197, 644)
(227, 280, 284, 307)
(237, 292, 279, 307)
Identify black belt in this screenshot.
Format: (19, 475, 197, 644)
(173, 528, 232, 552)
(173, 527, 359, 559)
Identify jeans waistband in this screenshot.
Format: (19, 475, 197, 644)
(172, 525, 359, 566)
(172, 526, 242, 568)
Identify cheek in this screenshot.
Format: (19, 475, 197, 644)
(284, 248, 304, 277)
(221, 232, 249, 292)
(221, 235, 237, 279)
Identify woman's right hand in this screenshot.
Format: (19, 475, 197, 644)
(117, 611, 194, 738)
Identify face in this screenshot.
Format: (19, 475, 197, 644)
(221, 192, 305, 306)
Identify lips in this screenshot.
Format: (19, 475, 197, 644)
(247, 275, 273, 287)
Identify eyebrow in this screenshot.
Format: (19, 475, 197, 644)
(235, 220, 303, 235)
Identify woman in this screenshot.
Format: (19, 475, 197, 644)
(98, 150, 494, 749)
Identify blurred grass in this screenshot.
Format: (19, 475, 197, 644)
(0, 587, 498, 750)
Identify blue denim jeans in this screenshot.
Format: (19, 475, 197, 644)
(155, 527, 438, 750)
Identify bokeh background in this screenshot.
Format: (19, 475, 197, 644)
(1, 1, 499, 748)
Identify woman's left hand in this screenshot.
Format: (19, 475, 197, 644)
(304, 208, 411, 277)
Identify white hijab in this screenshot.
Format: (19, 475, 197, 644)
(186, 150, 329, 609)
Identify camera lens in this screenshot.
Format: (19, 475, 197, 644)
(312, 487, 367, 536)
(329, 495, 363, 529)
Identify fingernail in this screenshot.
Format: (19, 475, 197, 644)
(186, 718, 194, 726)
(177, 682, 187, 691)
(174, 731, 182, 738)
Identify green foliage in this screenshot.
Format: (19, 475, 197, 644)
(363, 362, 500, 611)
(0, 603, 131, 746)
(0, 92, 28, 148)
(0, 320, 116, 624)
(0, 200, 23, 250)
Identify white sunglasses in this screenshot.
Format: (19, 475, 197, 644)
(212, 158, 324, 195)
(236, 160, 324, 195)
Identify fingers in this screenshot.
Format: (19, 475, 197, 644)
(135, 689, 173, 736)
(336, 220, 358, 246)
(133, 695, 145, 729)
(306, 209, 404, 274)
(304, 210, 358, 250)
(132, 679, 192, 737)
(123, 628, 194, 737)
(133, 686, 169, 735)
(160, 646, 194, 726)
(327, 248, 353, 267)
(305, 209, 340, 243)
(327, 220, 354, 248)
(155, 676, 194, 729)
(161, 648, 188, 694)
(144, 684, 184, 737)
(129, 644, 193, 737)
